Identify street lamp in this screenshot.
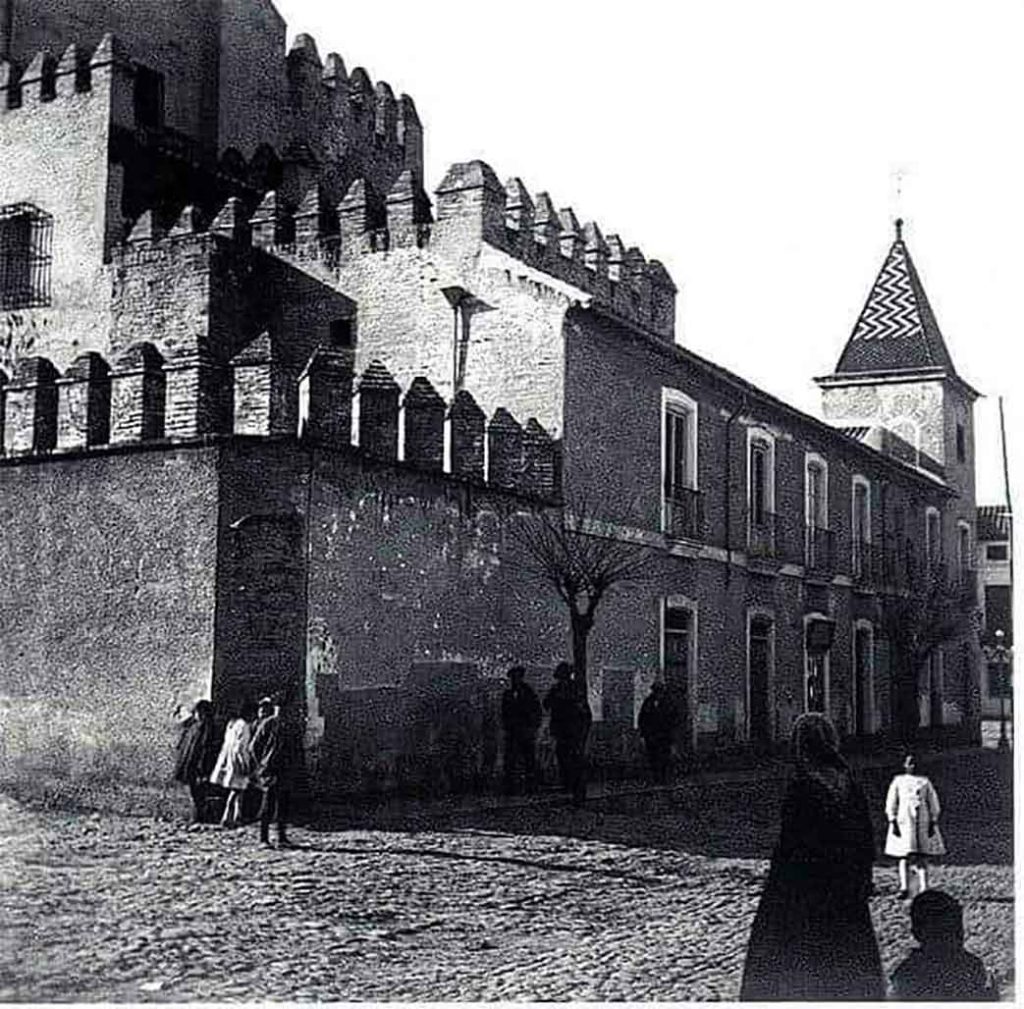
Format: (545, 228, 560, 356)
(991, 629, 1013, 750)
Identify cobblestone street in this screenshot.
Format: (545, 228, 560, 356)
(0, 750, 1013, 1001)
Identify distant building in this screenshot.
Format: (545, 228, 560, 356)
(0, 1, 989, 797)
(976, 505, 1013, 718)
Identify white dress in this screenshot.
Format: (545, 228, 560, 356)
(884, 772, 946, 857)
(210, 718, 253, 790)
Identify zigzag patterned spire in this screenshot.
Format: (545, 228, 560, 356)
(835, 220, 956, 375)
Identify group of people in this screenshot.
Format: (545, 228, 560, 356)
(501, 662, 592, 804)
(501, 668, 686, 799)
(173, 695, 297, 847)
(740, 711, 995, 1001)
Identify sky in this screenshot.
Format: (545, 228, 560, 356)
(275, 0, 1021, 506)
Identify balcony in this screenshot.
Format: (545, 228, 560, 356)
(748, 510, 780, 563)
(878, 536, 917, 590)
(804, 524, 836, 578)
(852, 539, 878, 590)
(663, 488, 704, 543)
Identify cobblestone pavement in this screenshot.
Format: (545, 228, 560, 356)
(0, 751, 1013, 1002)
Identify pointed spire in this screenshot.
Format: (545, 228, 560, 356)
(833, 222, 957, 376)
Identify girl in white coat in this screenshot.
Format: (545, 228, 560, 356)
(210, 703, 255, 827)
(884, 753, 945, 898)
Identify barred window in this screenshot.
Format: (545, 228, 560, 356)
(0, 203, 53, 309)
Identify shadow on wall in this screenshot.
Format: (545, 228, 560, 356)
(314, 661, 647, 799)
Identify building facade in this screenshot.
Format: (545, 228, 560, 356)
(977, 505, 1013, 720)
(0, 1, 988, 796)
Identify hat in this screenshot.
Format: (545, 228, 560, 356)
(257, 696, 274, 708)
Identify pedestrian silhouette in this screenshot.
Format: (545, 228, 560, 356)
(890, 890, 997, 1000)
(740, 712, 884, 1001)
(885, 752, 945, 898)
(173, 699, 219, 825)
(638, 681, 677, 784)
(501, 666, 542, 794)
(250, 696, 299, 848)
(543, 662, 592, 806)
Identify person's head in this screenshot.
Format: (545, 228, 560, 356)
(791, 712, 843, 771)
(553, 662, 573, 682)
(193, 699, 212, 721)
(650, 681, 665, 696)
(910, 890, 964, 949)
(508, 665, 526, 684)
(257, 696, 275, 720)
(903, 753, 917, 774)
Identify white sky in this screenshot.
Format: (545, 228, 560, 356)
(275, 0, 1021, 506)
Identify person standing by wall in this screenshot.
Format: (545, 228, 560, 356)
(884, 753, 945, 898)
(544, 662, 592, 806)
(500, 666, 542, 794)
(250, 696, 298, 848)
(740, 712, 883, 1000)
(638, 681, 677, 784)
(173, 700, 219, 826)
(210, 700, 255, 827)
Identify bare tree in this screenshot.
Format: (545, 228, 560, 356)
(507, 491, 661, 692)
(880, 557, 977, 741)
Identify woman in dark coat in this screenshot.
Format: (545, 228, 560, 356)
(173, 699, 219, 824)
(740, 712, 884, 1001)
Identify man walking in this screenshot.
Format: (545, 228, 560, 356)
(250, 696, 297, 848)
(638, 681, 677, 784)
(501, 666, 542, 794)
(544, 662, 592, 806)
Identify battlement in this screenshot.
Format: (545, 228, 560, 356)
(433, 161, 677, 340)
(2, 28, 422, 216)
(1, 346, 558, 500)
(279, 32, 423, 203)
(0, 33, 135, 113)
(330, 160, 677, 341)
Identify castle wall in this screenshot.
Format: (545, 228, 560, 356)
(338, 244, 569, 440)
(0, 446, 220, 791)
(6, 0, 222, 146)
(217, 0, 286, 156)
(0, 50, 123, 370)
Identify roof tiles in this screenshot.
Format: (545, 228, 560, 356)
(835, 222, 957, 376)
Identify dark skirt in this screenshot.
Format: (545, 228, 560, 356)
(740, 868, 884, 1001)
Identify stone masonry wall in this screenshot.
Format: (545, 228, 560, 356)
(9, 0, 224, 148)
(0, 446, 220, 791)
(337, 238, 570, 442)
(0, 39, 126, 371)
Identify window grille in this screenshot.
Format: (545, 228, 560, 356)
(0, 203, 53, 309)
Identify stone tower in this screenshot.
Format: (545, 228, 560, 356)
(816, 219, 980, 560)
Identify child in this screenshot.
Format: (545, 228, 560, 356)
(210, 700, 255, 827)
(884, 753, 945, 898)
(890, 890, 997, 1000)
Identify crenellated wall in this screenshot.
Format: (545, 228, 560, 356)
(0, 34, 131, 366)
(0, 330, 560, 500)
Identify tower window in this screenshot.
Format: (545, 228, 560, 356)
(329, 318, 354, 348)
(133, 66, 164, 129)
(0, 203, 53, 309)
(956, 422, 966, 463)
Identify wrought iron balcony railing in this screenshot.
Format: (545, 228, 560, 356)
(663, 487, 705, 543)
(748, 509, 779, 561)
(852, 538, 878, 588)
(804, 524, 836, 577)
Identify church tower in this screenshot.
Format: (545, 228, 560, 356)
(816, 219, 980, 565)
